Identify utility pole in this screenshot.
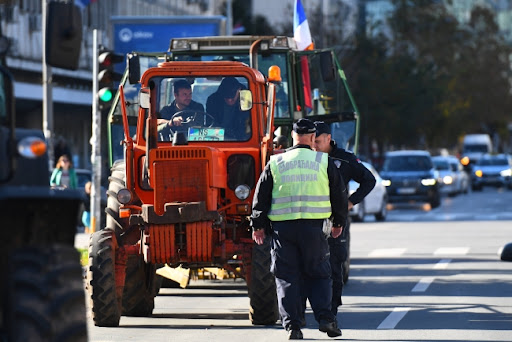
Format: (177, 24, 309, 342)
(90, 29, 102, 233)
(42, 0, 54, 169)
(226, 0, 232, 35)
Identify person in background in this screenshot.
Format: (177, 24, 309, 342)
(313, 120, 376, 323)
(50, 154, 78, 189)
(274, 135, 290, 150)
(251, 118, 347, 340)
(82, 181, 92, 233)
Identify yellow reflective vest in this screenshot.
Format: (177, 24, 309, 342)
(267, 148, 331, 221)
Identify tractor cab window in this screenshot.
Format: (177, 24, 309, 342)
(154, 76, 252, 142)
(299, 52, 355, 117)
(172, 52, 290, 118)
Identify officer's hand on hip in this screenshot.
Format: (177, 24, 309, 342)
(331, 227, 343, 238)
(252, 229, 265, 245)
(348, 201, 354, 211)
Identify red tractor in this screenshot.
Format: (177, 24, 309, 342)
(87, 59, 281, 327)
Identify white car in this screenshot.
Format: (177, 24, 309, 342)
(432, 155, 469, 196)
(349, 161, 388, 222)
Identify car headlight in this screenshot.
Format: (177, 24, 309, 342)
(235, 184, 251, 200)
(421, 178, 436, 186)
(474, 169, 483, 178)
(382, 179, 391, 187)
(500, 169, 512, 177)
(443, 175, 453, 185)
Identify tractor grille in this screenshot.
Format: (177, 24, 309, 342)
(147, 222, 213, 264)
(153, 159, 208, 205)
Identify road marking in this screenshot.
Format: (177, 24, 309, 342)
(433, 259, 452, 269)
(368, 248, 407, 257)
(377, 307, 410, 329)
(434, 247, 469, 255)
(411, 277, 434, 292)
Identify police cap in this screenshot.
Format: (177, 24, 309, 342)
(314, 121, 331, 137)
(293, 118, 316, 134)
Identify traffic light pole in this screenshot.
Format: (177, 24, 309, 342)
(42, 0, 55, 170)
(90, 29, 102, 233)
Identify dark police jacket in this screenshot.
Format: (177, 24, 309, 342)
(329, 140, 376, 205)
(251, 145, 348, 233)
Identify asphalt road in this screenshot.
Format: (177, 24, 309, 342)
(78, 186, 512, 341)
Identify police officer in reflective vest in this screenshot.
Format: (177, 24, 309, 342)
(314, 121, 376, 319)
(251, 118, 348, 340)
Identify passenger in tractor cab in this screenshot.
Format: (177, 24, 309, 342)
(206, 77, 251, 141)
(157, 79, 205, 132)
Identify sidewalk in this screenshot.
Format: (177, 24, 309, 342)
(75, 226, 90, 249)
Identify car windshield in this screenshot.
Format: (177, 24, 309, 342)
(477, 157, 509, 166)
(464, 144, 488, 153)
(383, 155, 432, 172)
(433, 160, 450, 171)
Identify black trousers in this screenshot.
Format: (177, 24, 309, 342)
(271, 219, 334, 330)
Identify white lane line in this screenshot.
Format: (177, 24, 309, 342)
(411, 277, 434, 292)
(368, 248, 407, 257)
(434, 247, 469, 255)
(377, 307, 411, 329)
(433, 258, 451, 269)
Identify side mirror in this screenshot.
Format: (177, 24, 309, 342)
(128, 53, 141, 84)
(239, 89, 253, 111)
(139, 87, 150, 109)
(320, 51, 335, 82)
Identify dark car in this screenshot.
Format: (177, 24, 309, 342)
(471, 154, 512, 190)
(380, 150, 441, 208)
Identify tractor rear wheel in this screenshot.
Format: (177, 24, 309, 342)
(106, 160, 129, 236)
(6, 245, 87, 342)
(248, 236, 278, 325)
(122, 255, 161, 316)
(87, 229, 121, 327)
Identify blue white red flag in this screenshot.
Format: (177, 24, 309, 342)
(294, 0, 314, 109)
(293, 0, 314, 51)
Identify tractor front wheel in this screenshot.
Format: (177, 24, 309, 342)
(122, 255, 161, 316)
(87, 229, 121, 327)
(248, 236, 278, 325)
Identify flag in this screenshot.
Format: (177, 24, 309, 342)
(293, 0, 314, 109)
(293, 0, 314, 51)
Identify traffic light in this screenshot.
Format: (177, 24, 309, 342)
(97, 50, 124, 110)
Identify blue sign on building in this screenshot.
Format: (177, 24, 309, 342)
(112, 16, 226, 56)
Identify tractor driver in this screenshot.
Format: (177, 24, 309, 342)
(157, 79, 205, 132)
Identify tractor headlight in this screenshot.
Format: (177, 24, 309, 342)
(117, 188, 132, 204)
(235, 185, 251, 200)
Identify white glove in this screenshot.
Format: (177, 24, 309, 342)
(322, 218, 333, 237)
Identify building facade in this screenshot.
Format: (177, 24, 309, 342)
(0, 0, 222, 171)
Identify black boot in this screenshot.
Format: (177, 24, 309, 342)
(319, 319, 342, 338)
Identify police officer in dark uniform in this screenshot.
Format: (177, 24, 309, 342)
(251, 118, 348, 340)
(314, 121, 376, 319)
